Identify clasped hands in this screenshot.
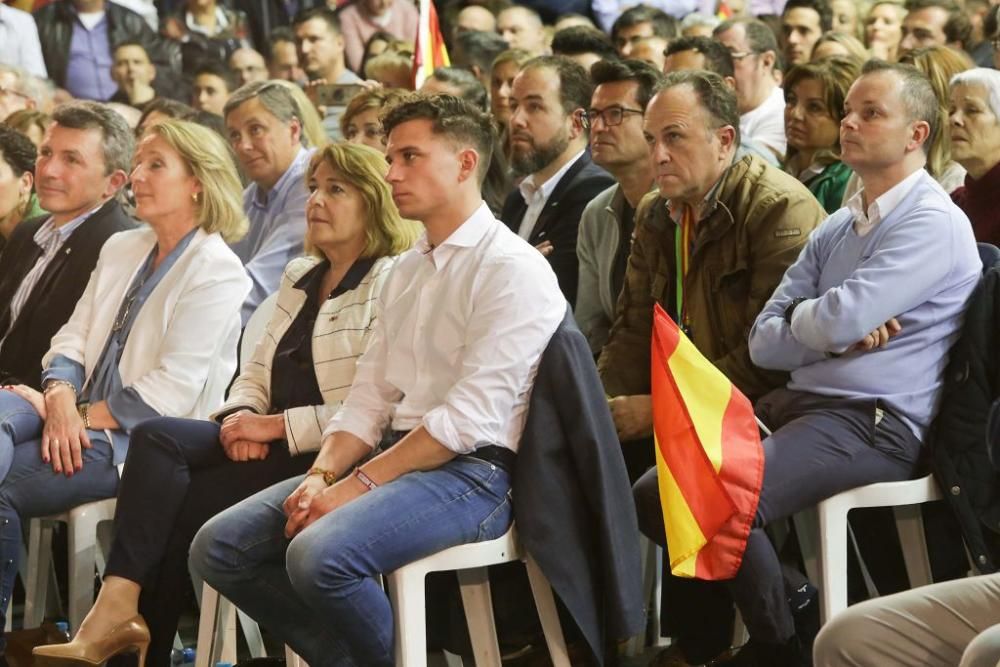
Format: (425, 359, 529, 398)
(218, 410, 285, 462)
(281, 467, 365, 539)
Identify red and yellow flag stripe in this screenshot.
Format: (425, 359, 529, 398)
(651, 304, 763, 580)
(412, 0, 450, 89)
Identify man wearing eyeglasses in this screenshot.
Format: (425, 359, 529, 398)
(576, 58, 661, 358)
(501, 55, 614, 304)
(714, 18, 787, 162)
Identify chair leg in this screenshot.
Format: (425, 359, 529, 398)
(793, 508, 821, 587)
(389, 568, 429, 667)
(195, 584, 221, 667)
(217, 597, 238, 664)
(524, 555, 570, 667)
(67, 511, 99, 634)
(24, 518, 52, 628)
(238, 609, 267, 658)
(817, 503, 849, 625)
(456, 567, 502, 667)
(284, 644, 307, 667)
(893, 504, 933, 588)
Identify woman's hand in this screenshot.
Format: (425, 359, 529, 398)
(5, 385, 46, 419)
(282, 474, 330, 538)
(219, 410, 285, 447)
(40, 385, 90, 476)
(295, 476, 366, 535)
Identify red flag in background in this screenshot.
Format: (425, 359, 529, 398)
(412, 0, 449, 89)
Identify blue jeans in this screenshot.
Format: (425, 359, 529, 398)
(190, 455, 513, 667)
(0, 392, 119, 649)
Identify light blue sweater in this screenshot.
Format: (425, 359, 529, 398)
(749, 171, 981, 439)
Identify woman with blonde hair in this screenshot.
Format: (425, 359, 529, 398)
(784, 56, 862, 211)
(900, 45, 975, 192)
(863, 0, 906, 60)
(340, 86, 410, 152)
(33, 142, 419, 667)
(811, 30, 869, 61)
(0, 118, 250, 661)
(2, 108, 51, 147)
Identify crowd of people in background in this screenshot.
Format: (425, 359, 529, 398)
(2, 0, 1000, 665)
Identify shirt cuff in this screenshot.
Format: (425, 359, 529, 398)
(422, 406, 476, 455)
(41, 354, 85, 394)
(105, 387, 160, 432)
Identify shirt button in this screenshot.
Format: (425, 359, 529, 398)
(951, 486, 961, 495)
(979, 555, 988, 565)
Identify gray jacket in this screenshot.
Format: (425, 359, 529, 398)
(575, 183, 631, 355)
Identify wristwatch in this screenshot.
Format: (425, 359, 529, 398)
(307, 467, 337, 486)
(784, 297, 809, 325)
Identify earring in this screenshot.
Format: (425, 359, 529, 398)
(191, 192, 199, 203)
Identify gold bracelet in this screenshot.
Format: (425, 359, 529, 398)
(77, 403, 91, 430)
(307, 467, 337, 486)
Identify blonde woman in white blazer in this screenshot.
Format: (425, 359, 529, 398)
(33, 142, 420, 667)
(0, 119, 250, 662)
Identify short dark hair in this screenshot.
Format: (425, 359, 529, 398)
(715, 17, 779, 56)
(657, 70, 741, 146)
(590, 58, 665, 110)
(428, 67, 489, 110)
(193, 60, 238, 93)
(612, 5, 679, 41)
(944, 11, 972, 47)
(782, 0, 834, 31)
(381, 94, 497, 182)
(860, 59, 939, 155)
(292, 7, 341, 35)
(903, 0, 960, 12)
(664, 36, 735, 78)
(521, 55, 593, 115)
(454, 30, 509, 73)
(268, 26, 296, 53)
(52, 101, 134, 176)
(551, 26, 618, 61)
(113, 40, 151, 59)
(0, 125, 37, 182)
(136, 98, 197, 134)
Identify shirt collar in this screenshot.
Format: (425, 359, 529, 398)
(518, 149, 585, 206)
(848, 168, 926, 230)
(416, 202, 495, 269)
(34, 201, 106, 249)
(185, 7, 230, 35)
(251, 147, 310, 209)
(666, 162, 730, 224)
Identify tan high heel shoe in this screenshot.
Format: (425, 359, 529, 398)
(32, 615, 150, 667)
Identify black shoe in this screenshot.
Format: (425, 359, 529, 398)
(234, 658, 285, 667)
(710, 636, 808, 667)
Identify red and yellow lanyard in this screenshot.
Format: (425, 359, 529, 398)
(674, 204, 696, 334)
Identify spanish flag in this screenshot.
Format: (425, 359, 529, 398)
(412, 0, 450, 89)
(651, 304, 763, 580)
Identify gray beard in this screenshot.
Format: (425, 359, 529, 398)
(510, 131, 571, 178)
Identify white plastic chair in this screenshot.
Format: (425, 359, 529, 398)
(194, 583, 271, 667)
(23, 498, 117, 632)
(240, 292, 279, 369)
(793, 474, 943, 624)
(386, 525, 570, 667)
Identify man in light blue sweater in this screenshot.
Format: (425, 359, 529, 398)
(718, 61, 982, 666)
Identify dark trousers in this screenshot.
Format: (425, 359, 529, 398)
(633, 388, 922, 657)
(104, 417, 313, 667)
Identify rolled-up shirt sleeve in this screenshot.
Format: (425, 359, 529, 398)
(422, 256, 564, 455)
(40, 354, 86, 393)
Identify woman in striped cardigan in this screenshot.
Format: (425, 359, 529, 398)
(33, 143, 419, 667)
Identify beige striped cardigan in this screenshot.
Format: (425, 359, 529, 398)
(210, 254, 397, 455)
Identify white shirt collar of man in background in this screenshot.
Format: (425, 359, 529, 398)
(848, 167, 926, 237)
(516, 149, 585, 240)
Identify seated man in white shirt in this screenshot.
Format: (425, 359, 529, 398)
(189, 94, 566, 667)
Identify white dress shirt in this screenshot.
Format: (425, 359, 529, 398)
(740, 86, 787, 162)
(847, 168, 926, 237)
(0, 4, 48, 79)
(517, 149, 584, 241)
(323, 202, 566, 454)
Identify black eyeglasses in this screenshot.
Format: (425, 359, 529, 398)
(585, 106, 645, 127)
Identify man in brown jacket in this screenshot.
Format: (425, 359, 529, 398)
(597, 70, 826, 666)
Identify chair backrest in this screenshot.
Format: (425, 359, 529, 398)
(240, 292, 279, 370)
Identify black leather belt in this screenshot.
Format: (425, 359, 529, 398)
(389, 431, 516, 473)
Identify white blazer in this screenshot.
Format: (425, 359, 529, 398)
(44, 226, 251, 421)
(211, 254, 397, 455)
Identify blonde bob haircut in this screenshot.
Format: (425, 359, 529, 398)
(148, 119, 248, 243)
(304, 143, 420, 259)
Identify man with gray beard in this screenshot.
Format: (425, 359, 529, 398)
(501, 55, 614, 304)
